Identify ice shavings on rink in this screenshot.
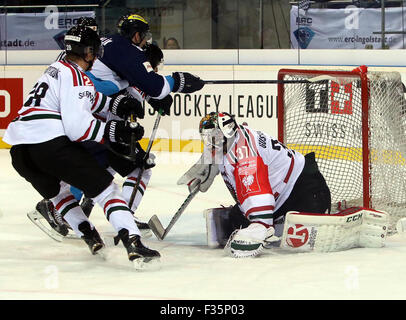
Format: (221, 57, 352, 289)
(1, 149, 406, 300)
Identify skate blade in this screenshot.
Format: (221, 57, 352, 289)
(27, 211, 64, 242)
(132, 257, 161, 271)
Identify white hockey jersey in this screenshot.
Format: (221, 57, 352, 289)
(219, 125, 305, 227)
(3, 60, 111, 146)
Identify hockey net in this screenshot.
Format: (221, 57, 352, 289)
(278, 67, 406, 232)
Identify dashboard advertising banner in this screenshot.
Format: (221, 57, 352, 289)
(0, 7, 94, 50)
(291, 5, 406, 49)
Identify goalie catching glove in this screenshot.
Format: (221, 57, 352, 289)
(225, 223, 276, 258)
(109, 94, 145, 119)
(172, 72, 205, 93)
(104, 120, 144, 144)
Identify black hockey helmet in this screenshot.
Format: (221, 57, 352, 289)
(118, 14, 152, 42)
(76, 16, 98, 33)
(144, 43, 163, 70)
(116, 14, 129, 33)
(64, 25, 102, 59)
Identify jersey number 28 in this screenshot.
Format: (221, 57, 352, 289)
(24, 82, 49, 107)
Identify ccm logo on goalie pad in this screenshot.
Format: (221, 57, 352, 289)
(346, 213, 362, 223)
(286, 224, 317, 249)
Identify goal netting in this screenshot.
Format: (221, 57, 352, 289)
(278, 67, 406, 232)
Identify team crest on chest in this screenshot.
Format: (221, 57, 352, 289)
(237, 159, 261, 196)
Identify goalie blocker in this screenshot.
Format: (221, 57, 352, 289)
(204, 206, 388, 252)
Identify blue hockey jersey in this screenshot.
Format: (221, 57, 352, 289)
(94, 34, 172, 99)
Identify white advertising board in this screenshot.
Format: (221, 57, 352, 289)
(291, 5, 406, 49)
(0, 10, 95, 51)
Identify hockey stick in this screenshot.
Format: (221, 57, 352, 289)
(128, 111, 162, 209)
(129, 114, 138, 161)
(148, 186, 200, 240)
(203, 75, 337, 85)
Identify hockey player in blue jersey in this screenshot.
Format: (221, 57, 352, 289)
(91, 14, 205, 107)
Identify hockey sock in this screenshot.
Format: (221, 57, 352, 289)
(50, 190, 93, 237)
(93, 183, 140, 236)
(122, 168, 152, 211)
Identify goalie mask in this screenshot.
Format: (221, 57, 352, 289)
(199, 112, 237, 150)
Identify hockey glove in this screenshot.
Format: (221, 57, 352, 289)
(104, 120, 144, 144)
(172, 72, 205, 93)
(133, 142, 156, 169)
(144, 43, 163, 70)
(109, 94, 145, 119)
(142, 153, 156, 169)
(147, 94, 173, 116)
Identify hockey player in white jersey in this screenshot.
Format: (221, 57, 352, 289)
(3, 25, 160, 266)
(34, 17, 167, 239)
(178, 112, 331, 258)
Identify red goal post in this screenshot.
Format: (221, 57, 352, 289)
(277, 67, 406, 231)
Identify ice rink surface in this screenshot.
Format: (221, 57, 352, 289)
(1, 149, 406, 300)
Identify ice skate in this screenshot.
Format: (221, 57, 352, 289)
(114, 228, 160, 269)
(27, 200, 69, 241)
(78, 221, 105, 256)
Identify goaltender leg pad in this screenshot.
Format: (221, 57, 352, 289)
(280, 207, 388, 252)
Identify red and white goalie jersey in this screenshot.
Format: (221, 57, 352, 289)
(219, 125, 305, 227)
(3, 60, 111, 146)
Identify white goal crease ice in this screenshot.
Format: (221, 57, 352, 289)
(278, 67, 406, 232)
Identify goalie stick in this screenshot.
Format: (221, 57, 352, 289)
(148, 186, 199, 240)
